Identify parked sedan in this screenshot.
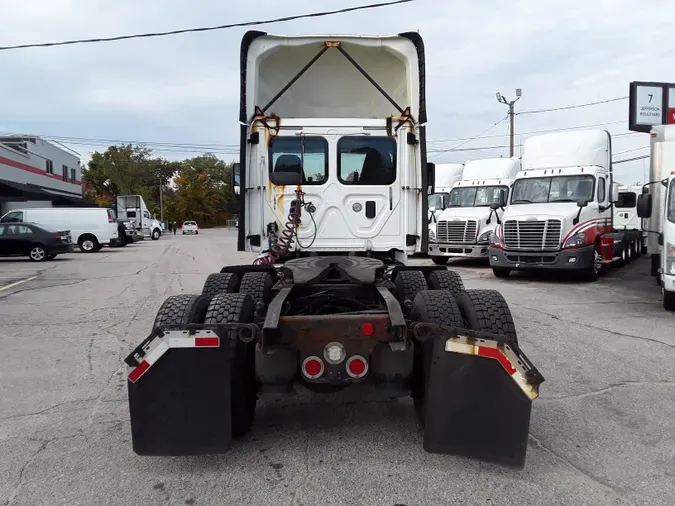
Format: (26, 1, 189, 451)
(0, 222, 74, 261)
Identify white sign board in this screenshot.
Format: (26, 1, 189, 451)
(635, 85, 663, 126)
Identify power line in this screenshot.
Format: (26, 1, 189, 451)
(614, 155, 649, 165)
(518, 96, 628, 115)
(0, 0, 413, 51)
(613, 145, 649, 156)
(427, 120, 634, 144)
(428, 116, 508, 158)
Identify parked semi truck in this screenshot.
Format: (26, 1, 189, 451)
(113, 195, 163, 240)
(614, 183, 647, 261)
(488, 129, 642, 280)
(125, 31, 544, 467)
(429, 157, 520, 265)
(427, 163, 463, 223)
(636, 124, 675, 310)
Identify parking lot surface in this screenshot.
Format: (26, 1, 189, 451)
(1, 228, 674, 506)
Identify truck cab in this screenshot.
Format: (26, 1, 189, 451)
(427, 163, 463, 223)
(614, 183, 646, 255)
(115, 195, 164, 241)
(234, 32, 431, 265)
(489, 130, 619, 281)
(636, 125, 675, 310)
(428, 157, 519, 264)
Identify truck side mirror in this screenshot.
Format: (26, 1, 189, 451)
(426, 162, 435, 195)
(610, 182, 619, 203)
(576, 199, 589, 208)
(490, 203, 500, 211)
(636, 193, 652, 218)
(232, 162, 241, 196)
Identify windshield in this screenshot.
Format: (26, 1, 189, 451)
(448, 186, 509, 208)
(668, 180, 675, 224)
(428, 193, 449, 210)
(511, 175, 595, 204)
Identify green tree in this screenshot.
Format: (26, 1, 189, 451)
(172, 154, 234, 227)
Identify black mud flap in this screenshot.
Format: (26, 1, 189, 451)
(422, 334, 541, 468)
(126, 326, 236, 456)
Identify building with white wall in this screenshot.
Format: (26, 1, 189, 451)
(0, 135, 93, 214)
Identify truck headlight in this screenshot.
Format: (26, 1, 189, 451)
(489, 231, 502, 246)
(667, 242, 675, 275)
(563, 232, 588, 249)
(478, 230, 493, 244)
(429, 228, 436, 242)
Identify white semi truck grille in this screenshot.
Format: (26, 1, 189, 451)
(503, 220, 562, 250)
(436, 220, 478, 244)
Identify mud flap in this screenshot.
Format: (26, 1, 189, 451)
(126, 328, 233, 456)
(422, 334, 541, 468)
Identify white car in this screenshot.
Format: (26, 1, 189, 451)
(182, 221, 199, 234)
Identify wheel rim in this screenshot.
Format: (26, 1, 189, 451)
(83, 240, 94, 251)
(30, 247, 45, 261)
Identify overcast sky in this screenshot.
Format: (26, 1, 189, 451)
(2, 0, 674, 184)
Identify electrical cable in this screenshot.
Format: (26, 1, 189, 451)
(0, 0, 413, 51)
(518, 96, 628, 115)
(428, 115, 508, 158)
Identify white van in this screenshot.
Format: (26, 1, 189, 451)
(0, 207, 118, 252)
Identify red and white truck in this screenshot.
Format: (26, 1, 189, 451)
(488, 129, 642, 281)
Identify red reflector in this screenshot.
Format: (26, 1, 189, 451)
(304, 359, 322, 377)
(477, 346, 516, 375)
(348, 357, 366, 376)
(361, 322, 375, 336)
(128, 360, 150, 383)
(195, 337, 219, 347)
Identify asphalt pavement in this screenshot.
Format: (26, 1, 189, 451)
(0, 229, 673, 506)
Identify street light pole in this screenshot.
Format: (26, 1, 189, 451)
(496, 89, 522, 157)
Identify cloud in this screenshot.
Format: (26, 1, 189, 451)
(1, 0, 674, 183)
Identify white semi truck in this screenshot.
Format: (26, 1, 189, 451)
(114, 195, 164, 240)
(428, 157, 520, 265)
(125, 31, 544, 468)
(636, 124, 675, 310)
(614, 183, 647, 260)
(489, 129, 642, 281)
(427, 163, 463, 223)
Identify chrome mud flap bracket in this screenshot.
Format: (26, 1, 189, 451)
(410, 323, 545, 468)
(125, 323, 259, 456)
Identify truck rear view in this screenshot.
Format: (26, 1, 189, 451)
(124, 30, 544, 468)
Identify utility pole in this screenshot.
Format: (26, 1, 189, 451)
(159, 178, 164, 224)
(496, 89, 522, 157)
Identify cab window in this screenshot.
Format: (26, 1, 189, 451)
(0, 211, 24, 223)
(338, 137, 396, 185)
(597, 177, 606, 202)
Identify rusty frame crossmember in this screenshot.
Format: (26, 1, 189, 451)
(260, 285, 406, 353)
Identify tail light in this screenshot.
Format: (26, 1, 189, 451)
(301, 356, 324, 379)
(56, 235, 62, 241)
(346, 355, 368, 379)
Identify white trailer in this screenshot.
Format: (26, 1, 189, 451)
(427, 163, 463, 222)
(636, 124, 675, 310)
(428, 157, 519, 264)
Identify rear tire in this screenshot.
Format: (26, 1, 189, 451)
(238, 271, 274, 306)
(78, 235, 98, 253)
(455, 289, 518, 346)
(492, 268, 510, 278)
(152, 294, 210, 330)
(431, 256, 448, 266)
(410, 290, 463, 427)
(427, 269, 465, 297)
(394, 270, 428, 307)
(28, 245, 47, 262)
(204, 293, 257, 439)
(202, 273, 240, 300)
